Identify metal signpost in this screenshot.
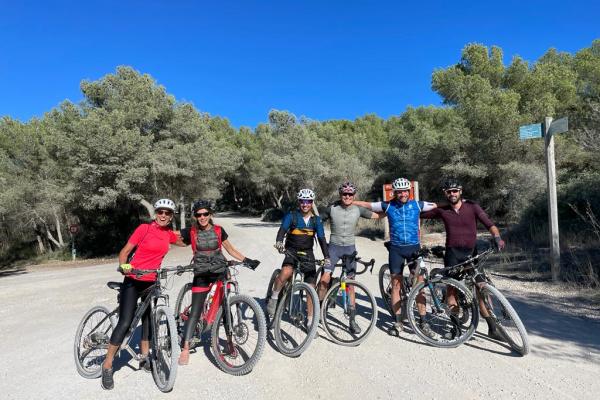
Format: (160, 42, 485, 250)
(519, 117, 568, 281)
(69, 224, 79, 260)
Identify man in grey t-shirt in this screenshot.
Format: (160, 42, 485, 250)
(318, 181, 381, 334)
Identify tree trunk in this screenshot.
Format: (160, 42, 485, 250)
(53, 209, 65, 247)
(179, 196, 186, 229)
(140, 198, 155, 219)
(45, 227, 62, 249)
(36, 234, 46, 254)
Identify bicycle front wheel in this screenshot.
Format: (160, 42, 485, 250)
(151, 305, 179, 393)
(211, 294, 267, 375)
(74, 305, 116, 379)
(174, 283, 204, 348)
(407, 278, 478, 348)
(273, 282, 320, 357)
(481, 284, 530, 356)
(321, 280, 378, 346)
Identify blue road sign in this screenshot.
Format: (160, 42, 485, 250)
(519, 123, 543, 140)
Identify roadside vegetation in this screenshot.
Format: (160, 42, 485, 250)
(1, 41, 599, 284)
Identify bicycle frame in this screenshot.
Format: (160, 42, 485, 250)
(113, 271, 171, 360)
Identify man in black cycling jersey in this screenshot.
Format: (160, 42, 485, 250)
(268, 188, 330, 331)
(318, 181, 382, 334)
(421, 177, 506, 341)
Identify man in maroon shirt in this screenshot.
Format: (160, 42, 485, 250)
(421, 178, 506, 341)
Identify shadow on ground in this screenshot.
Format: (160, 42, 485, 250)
(500, 288, 600, 362)
(0, 265, 27, 278)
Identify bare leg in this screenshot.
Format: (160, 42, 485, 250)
(103, 344, 119, 370)
(318, 272, 331, 301)
(390, 274, 403, 316)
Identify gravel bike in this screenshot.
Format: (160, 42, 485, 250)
(378, 245, 446, 320)
(174, 260, 267, 375)
(421, 247, 530, 355)
(319, 251, 378, 346)
(74, 266, 180, 392)
(265, 249, 320, 357)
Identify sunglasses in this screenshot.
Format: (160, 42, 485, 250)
(299, 200, 313, 205)
(394, 190, 409, 195)
(445, 189, 461, 194)
(341, 193, 355, 197)
(195, 212, 211, 217)
(156, 210, 173, 216)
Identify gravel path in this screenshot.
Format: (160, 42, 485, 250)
(1, 213, 599, 399)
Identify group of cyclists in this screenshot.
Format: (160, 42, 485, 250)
(99, 177, 506, 390)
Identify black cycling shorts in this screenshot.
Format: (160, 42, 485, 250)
(282, 248, 317, 285)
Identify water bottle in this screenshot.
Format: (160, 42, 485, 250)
(204, 284, 218, 314)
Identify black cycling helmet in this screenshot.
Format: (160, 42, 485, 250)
(192, 199, 213, 214)
(442, 177, 463, 191)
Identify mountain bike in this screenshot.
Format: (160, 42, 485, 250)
(421, 247, 530, 355)
(265, 249, 320, 357)
(319, 251, 378, 346)
(378, 245, 446, 320)
(174, 260, 267, 375)
(74, 266, 180, 392)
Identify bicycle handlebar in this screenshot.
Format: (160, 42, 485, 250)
(117, 260, 258, 278)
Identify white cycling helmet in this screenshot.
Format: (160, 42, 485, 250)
(392, 178, 411, 191)
(154, 198, 176, 211)
(297, 188, 316, 201)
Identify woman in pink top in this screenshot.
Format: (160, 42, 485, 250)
(101, 198, 184, 390)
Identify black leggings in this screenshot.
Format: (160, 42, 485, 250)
(182, 272, 225, 343)
(109, 277, 154, 346)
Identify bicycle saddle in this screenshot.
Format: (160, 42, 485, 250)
(107, 281, 122, 291)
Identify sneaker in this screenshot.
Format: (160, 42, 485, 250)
(444, 327, 458, 340)
(101, 368, 114, 390)
(348, 308, 361, 335)
(389, 321, 403, 336)
(267, 297, 278, 317)
(349, 319, 361, 335)
(418, 321, 435, 338)
(488, 329, 506, 342)
(139, 355, 151, 373)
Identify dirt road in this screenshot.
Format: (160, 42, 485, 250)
(1, 213, 599, 399)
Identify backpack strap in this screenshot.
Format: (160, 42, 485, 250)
(190, 225, 197, 254)
(213, 225, 222, 249)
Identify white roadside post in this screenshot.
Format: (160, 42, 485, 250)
(519, 117, 568, 282)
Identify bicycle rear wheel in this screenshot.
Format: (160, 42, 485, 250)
(273, 282, 320, 357)
(265, 269, 281, 300)
(174, 283, 204, 348)
(211, 294, 267, 375)
(74, 305, 116, 379)
(407, 278, 478, 348)
(480, 284, 530, 356)
(151, 305, 179, 393)
(321, 280, 377, 346)
(378, 264, 394, 316)
(378, 264, 410, 318)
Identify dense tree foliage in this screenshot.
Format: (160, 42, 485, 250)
(1, 40, 599, 263)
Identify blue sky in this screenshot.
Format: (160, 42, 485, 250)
(1, 0, 598, 128)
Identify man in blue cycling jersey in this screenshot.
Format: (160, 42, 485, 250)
(355, 177, 436, 335)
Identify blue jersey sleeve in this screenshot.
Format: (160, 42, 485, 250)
(280, 212, 292, 231)
(276, 212, 293, 242)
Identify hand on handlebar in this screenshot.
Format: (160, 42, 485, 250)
(118, 263, 133, 274)
(274, 241, 285, 254)
(493, 236, 505, 252)
(323, 258, 332, 269)
(243, 257, 261, 270)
